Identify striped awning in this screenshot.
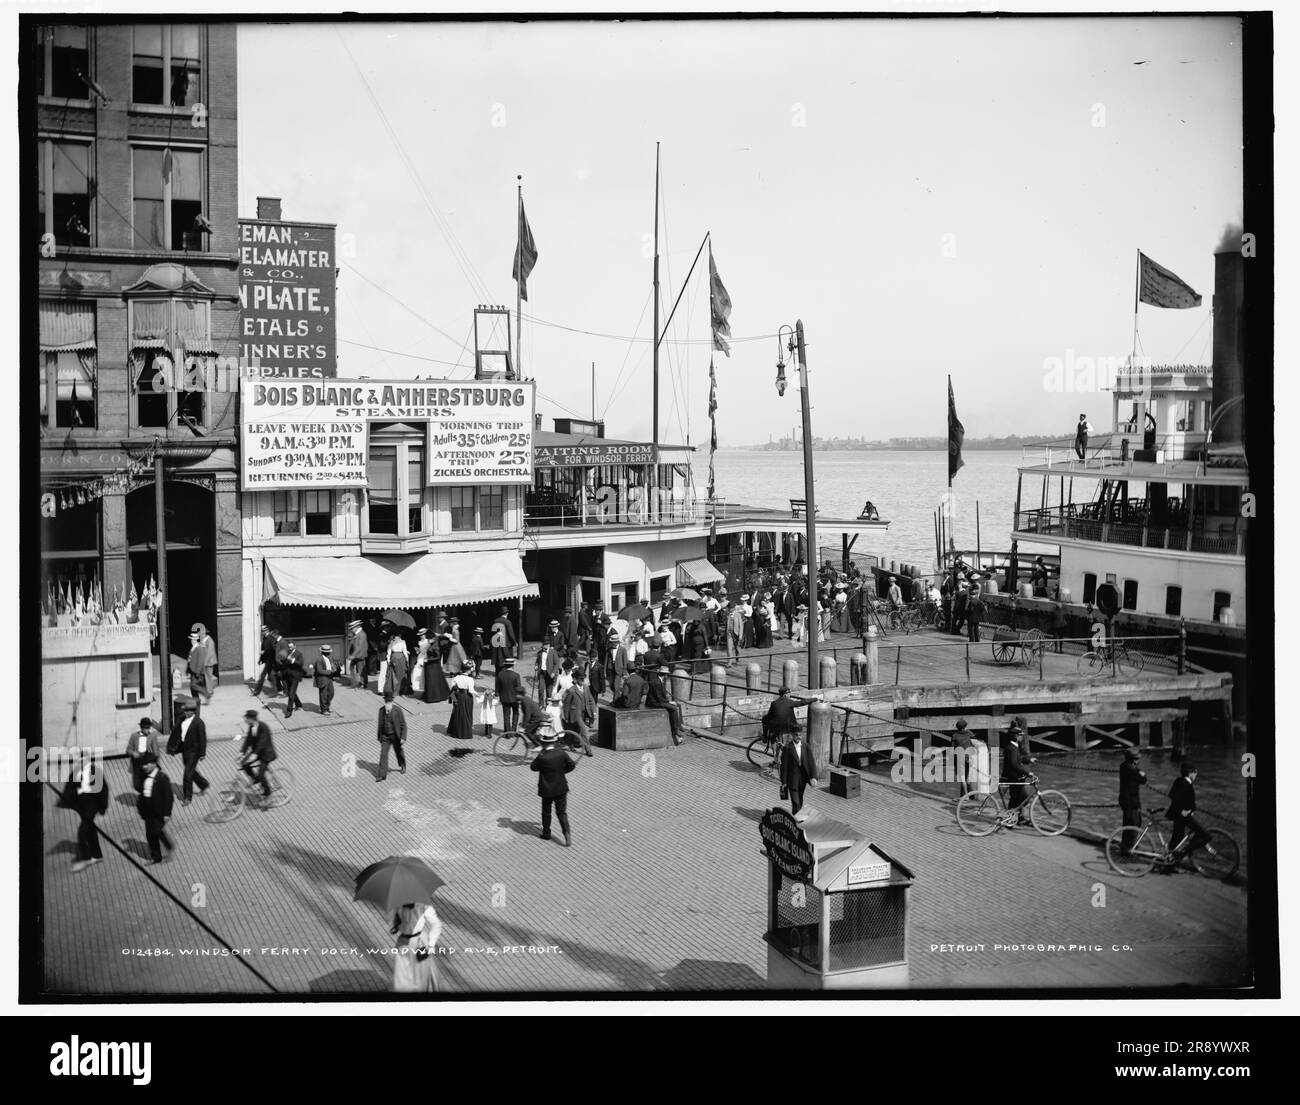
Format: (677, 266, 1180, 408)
(676, 557, 725, 586)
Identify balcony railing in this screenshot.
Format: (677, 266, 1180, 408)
(1014, 506, 1245, 556)
(522, 495, 772, 530)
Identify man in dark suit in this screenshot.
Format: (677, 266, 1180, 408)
(252, 629, 281, 696)
(614, 667, 647, 710)
(1118, 749, 1147, 830)
(175, 701, 209, 806)
(518, 694, 549, 748)
(187, 632, 211, 705)
(577, 602, 595, 653)
(529, 730, 577, 846)
(136, 752, 175, 865)
(495, 656, 524, 732)
(1000, 723, 1036, 825)
(1167, 761, 1209, 862)
(779, 728, 818, 815)
(562, 607, 580, 652)
(313, 644, 340, 716)
(282, 641, 306, 717)
(535, 635, 561, 703)
(763, 686, 799, 739)
(238, 709, 278, 798)
(560, 671, 596, 756)
(376, 690, 407, 781)
(64, 756, 109, 872)
(951, 719, 974, 797)
(644, 664, 683, 745)
(346, 621, 369, 688)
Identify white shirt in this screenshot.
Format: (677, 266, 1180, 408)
(179, 715, 194, 745)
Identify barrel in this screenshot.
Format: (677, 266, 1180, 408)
(1019, 583, 1034, 599)
(982, 577, 999, 595)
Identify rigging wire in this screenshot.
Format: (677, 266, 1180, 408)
(597, 287, 653, 419)
(341, 261, 468, 350)
(523, 311, 775, 346)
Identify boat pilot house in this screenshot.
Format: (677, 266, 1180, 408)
(239, 377, 539, 673)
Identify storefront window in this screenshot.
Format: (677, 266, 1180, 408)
(366, 424, 426, 540)
(303, 490, 332, 536)
(450, 487, 474, 531)
(480, 487, 505, 530)
(367, 444, 398, 534)
(272, 491, 300, 535)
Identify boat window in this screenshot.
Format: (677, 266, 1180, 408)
(1165, 585, 1182, 617)
(1213, 591, 1231, 622)
(1122, 579, 1138, 611)
(1082, 573, 1097, 605)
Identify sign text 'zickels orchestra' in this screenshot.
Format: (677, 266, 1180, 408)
(240, 379, 536, 490)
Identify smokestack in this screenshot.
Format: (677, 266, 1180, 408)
(1210, 246, 1245, 448)
(256, 196, 282, 221)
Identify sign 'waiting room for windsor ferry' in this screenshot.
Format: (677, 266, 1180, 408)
(240, 378, 536, 490)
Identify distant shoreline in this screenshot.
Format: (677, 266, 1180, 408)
(725, 440, 1055, 453)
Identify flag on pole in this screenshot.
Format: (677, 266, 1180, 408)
(708, 356, 719, 540)
(512, 198, 538, 301)
(948, 377, 965, 483)
(1138, 252, 1202, 309)
(708, 248, 732, 357)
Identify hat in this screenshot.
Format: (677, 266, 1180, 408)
(642, 626, 653, 636)
(889, 576, 896, 582)
(449, 617, 459, 624)
(955, 719, 968, 730)
(347, 619, 362, 629)
(417, 628, 427, 637)
(741, 593, 750, 601)
(320, 644, 332, 653)
(499, 607, 510, 615)
(287, 641, 296, 649)
(502, 656, 515, 665)
(538, 729, 559, 743)
(138, 717, 154, 730)
(658, 664, 670, 674)
(244, 709, 260, 720)
(384, 690, 394, 702)
(191, 622, 205, 634)
(139, 751, 159, 766)
(475, 627, 484, 633)
(1007, 721, 1024, 734)
(1124, 749, 1140, 761)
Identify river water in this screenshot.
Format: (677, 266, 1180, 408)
(711, 448, 1050, 571)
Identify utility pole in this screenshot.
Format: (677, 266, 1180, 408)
(651, 142, 660, 445)
(796, 320, 819, 689)
(153, 447, 173, 734)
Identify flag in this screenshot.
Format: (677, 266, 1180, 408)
(708, 357, 719, 541)
(709, 249, 732, 357)
(948, 377, 965, 483)
(512, 197, 538, 301)
(1138, 252, 1202, 309)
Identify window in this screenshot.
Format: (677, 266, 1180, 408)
(118, 659, 148, 706)
(1081, 572, 1097, 606)
(271, 491, 300, 535)
(37, 139, 92, 248)
(133, 146, 203, 251)
(303, 491, 332, 536)
(650, 575, 670, 604)
(1122, 579, 1138, 611)
(1213, 591, 1232, 622)
(35, 25, 89, 99)
(1165, 585, 1182, 617)
(366, 425, 426, 539)
(133, 24, 202, 107)
(450, 487, 475, 532)
(129, 298, 212, 429)
(39, 299, 96, 428)
(480, 487, 505, 531)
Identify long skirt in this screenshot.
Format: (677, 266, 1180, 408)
(386, 654, 409, 695)
(392, 940, 439, 993)
(411, 655, 426, 695)
(448, 690, 474, 739)
(424, 662, 450, 704)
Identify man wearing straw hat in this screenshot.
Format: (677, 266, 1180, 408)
(314, 644, 339, 717)
(346, 620, 369, 689)
(529, 725, 577, 847)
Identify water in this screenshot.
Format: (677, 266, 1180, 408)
(711, 449, 1050, 571)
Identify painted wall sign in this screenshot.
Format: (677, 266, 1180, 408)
(238, 220, 337, 379)
(240, 378, 536, 490)
(534, 442, 656, 467)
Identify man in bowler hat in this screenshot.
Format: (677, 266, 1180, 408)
(376, 690, 407, 781)
(136, 752, 175, 865)
(530, 728, 577, 846)
(779, 725, 819, 815)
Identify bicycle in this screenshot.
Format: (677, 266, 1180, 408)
(493, 728, 540, 763)
(1076, 639, 1146, 678)
(746, 727, 792, 781)
(1104, 807, 1240, 880)
(955, 774, 1072, 837)
(208, 761, 295, 822)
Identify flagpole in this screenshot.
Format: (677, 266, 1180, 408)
(652, 142, 660, 446)
(516, 175, 523, 379)
(1132, 248, 1140, 366)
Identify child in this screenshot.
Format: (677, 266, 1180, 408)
(468, 627, 485, 678)
(479, 688, 498, 739)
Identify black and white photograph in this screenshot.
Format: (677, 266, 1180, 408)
(14, 4, 1281, 1018)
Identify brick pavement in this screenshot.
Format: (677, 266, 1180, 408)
(42, 681, 1250, 996)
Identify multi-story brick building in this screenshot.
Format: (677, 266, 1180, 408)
(30, 21, 243, 685)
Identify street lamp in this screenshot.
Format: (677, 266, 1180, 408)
(775, 320, 820, 690)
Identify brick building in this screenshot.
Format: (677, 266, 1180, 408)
(30, 21, 243, 679)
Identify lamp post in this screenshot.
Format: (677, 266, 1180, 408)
(777, 321, 819, 689)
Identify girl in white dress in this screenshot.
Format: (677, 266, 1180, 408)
(391, 902, 443, 992)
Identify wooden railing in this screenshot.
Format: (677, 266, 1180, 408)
(1014, 507, 1245, 556)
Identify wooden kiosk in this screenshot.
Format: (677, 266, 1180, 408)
(41, 622, 154, 754)
(760, 808, 914, 989)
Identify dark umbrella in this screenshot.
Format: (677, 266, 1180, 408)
(354, 856, 446, 911)
(668, 587, 701, 603)
(618, 602, 652, 622)
(674, 605, 707, 623)
(381, 609, 417, 630)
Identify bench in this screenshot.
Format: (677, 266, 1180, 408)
(790, 499, 821, 518)
(597, 703, 672, 751)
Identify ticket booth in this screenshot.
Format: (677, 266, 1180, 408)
(760, 808, 914, 989)
(42, 622, 155, 754)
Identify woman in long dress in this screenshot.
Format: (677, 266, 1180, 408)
(411, 630, 428, 696)
(387, 634, 410, 696)
(424, 636, 451, 704)
(391, 902, 443, 993)
(447, 670, 475, 739)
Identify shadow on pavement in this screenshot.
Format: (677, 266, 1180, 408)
(652, 958, 767, 990)
(308, 968, 389, 994)
(732, 807, 765, 823)
(727, 759, 761, 775)
(496, 817, 542, 839)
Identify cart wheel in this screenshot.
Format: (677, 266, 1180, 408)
(991, 640, 1016, 664)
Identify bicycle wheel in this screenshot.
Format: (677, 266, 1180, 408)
(1105, 826, 1157, 876)
(209, 779, 245, 823)
(1076, 651, 1106, 677)
(956, 792, 1003, 836)
(932, 609, 946, 631)
(1190, 829, 1240, 880)
(1030, 789, 1071, 835)
(263, 767, 294, 808)
(746, 735, 776, 770)
(1117, 649, 1146, 677)
(492, 731, 531, 762)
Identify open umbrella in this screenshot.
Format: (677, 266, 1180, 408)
(381, 609, 417, 630)
(617, 602, 652, 623)
(673, 605, 707, 623)
(354, 856, 446, 911)
(668, 587, 701, 603)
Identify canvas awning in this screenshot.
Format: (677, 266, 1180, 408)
(676, 557, 726, 587)
(263, 551, 538, 610)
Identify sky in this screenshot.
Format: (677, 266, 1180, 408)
(236, 16, 1244, 447)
